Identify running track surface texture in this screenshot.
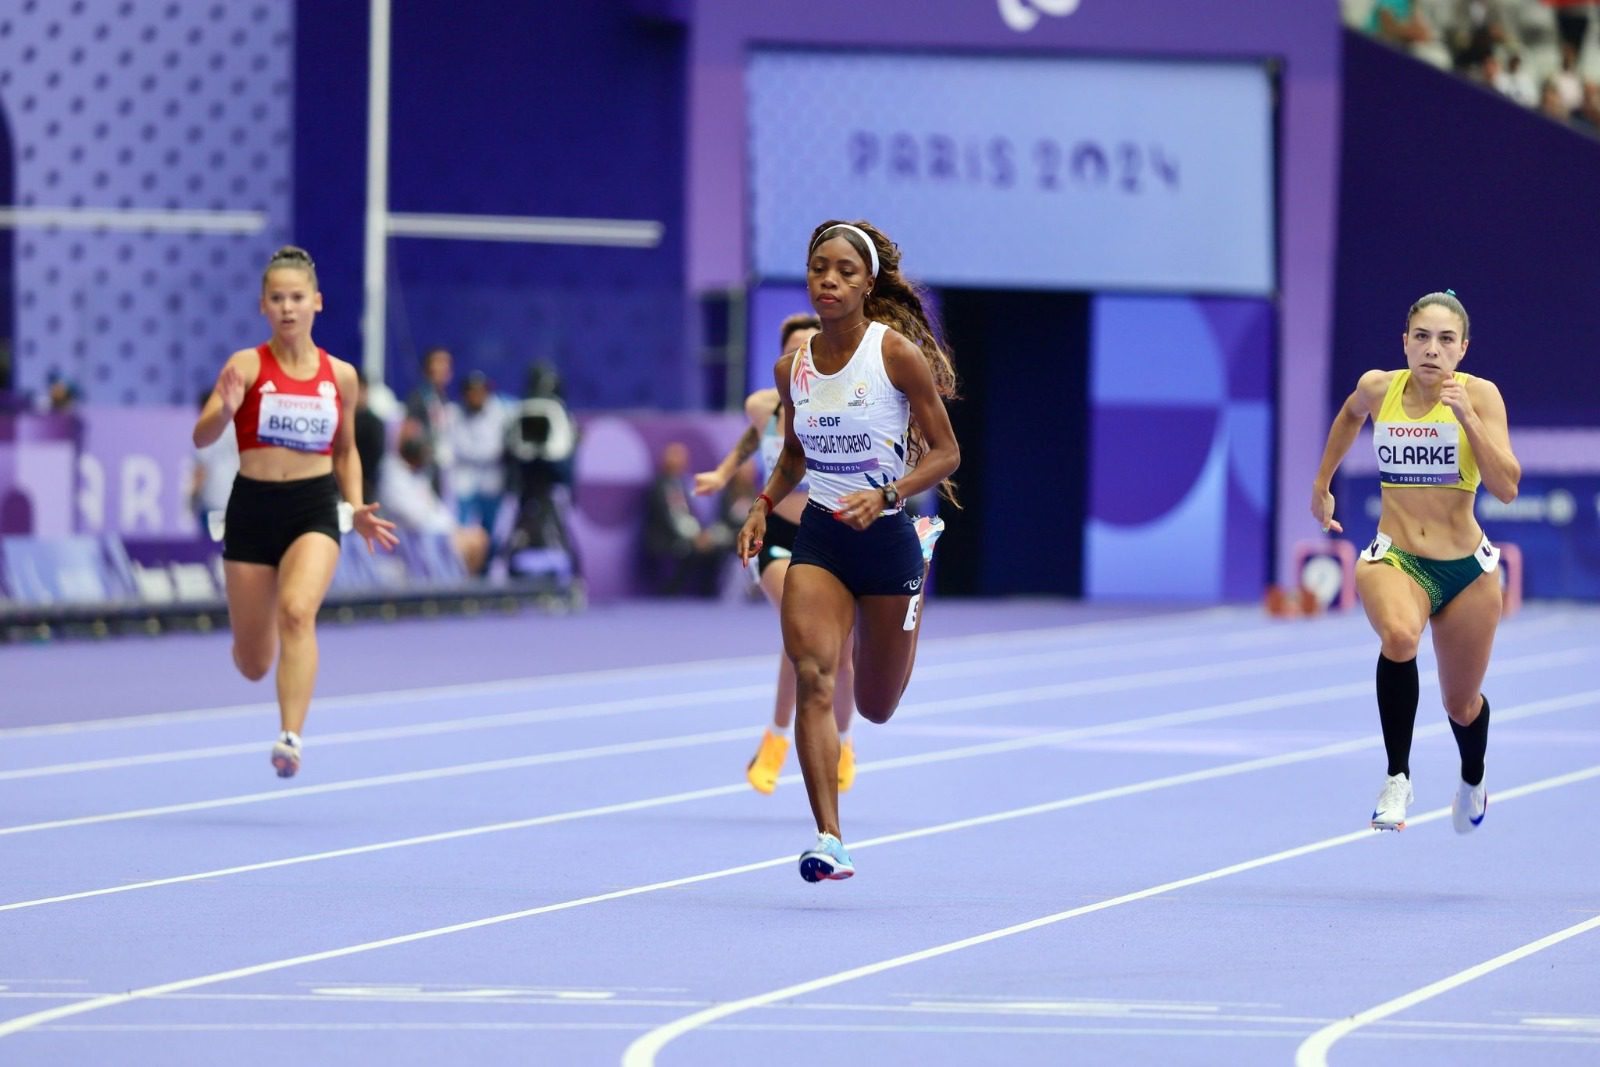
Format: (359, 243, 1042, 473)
(1, 599, 1597, 1066)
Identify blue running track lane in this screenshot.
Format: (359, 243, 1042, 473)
(1, 600, 1596, 1066)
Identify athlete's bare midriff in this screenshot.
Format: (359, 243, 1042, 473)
(1376, 486, 1482, 558)
(237, 446, 334, 482)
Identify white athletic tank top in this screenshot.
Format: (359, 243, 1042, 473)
(788, 321, 909, 512)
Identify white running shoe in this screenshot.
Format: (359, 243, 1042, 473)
(1452, 777, 1487, 834)
(271, 731, 301, 779)
(1370, 772, 1412, 831)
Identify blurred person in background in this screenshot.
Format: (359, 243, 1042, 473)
(503, 361, 581, 580)
(405, 345, 454, 491)
(1490, 50, 1539, 107)
(36, 370, 81, 414)
(353, 368, 386, 509)
(1544, 0, 1594, 57)
(696, 312, 861, 796)
(645, 440, 729, 597)
(445, 370, 509, 561)
(1368, 0, 1437, 49)
(192, 245, 397, 779)
(1551, 41, 1588, 117)
(382, 432, 489, 577)
(1540, 73, 1576, 122)
(190, 387, 239, 537)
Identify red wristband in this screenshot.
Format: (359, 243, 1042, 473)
(755, 492, 775, 513)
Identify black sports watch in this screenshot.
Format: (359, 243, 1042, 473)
(881, 483, 901, 508)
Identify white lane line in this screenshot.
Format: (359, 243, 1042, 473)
(7, 641, 1583, 838)
(0, 641, 1391, 834)
(0, 626, 1309, 780)
(4, 679, 1594, 931)
(619, 763, 1600, 1067)
(1294, 918, 1600, 1066)
(3, 760, 1595, 1046)
(0, 610, 1326, 740)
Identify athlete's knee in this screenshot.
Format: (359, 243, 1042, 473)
(1373, 621, 1421, 661)
(1443, 692, 1483, 726)
(792, 653, 835, 700)
(231, 643, 272, 682)
(277, 595, 320, 637)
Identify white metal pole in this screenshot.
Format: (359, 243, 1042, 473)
(361, 0, 392, 386)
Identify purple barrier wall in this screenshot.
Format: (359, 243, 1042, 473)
(0, 413, 77, 537)
(1086, 295, 1274, 601)
(6, 406, 751, 602)
(680, 0, 1342, 587)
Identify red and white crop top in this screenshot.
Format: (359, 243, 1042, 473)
(233, 344, 342, 454)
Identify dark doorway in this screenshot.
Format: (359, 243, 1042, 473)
(934, 289, 1090, 597)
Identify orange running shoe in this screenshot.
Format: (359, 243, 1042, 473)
(746, 729, 789, 794)
(837, 736, 856, 792)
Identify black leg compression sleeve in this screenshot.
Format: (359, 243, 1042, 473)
(1376, 654, 1419, 779)
(1450, 694, 1490, 787)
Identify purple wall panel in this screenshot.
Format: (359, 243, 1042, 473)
(0, 1, 293, 407)
(1086, 294, 1273, 601)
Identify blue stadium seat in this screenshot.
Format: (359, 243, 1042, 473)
(0, 535, 139, 605)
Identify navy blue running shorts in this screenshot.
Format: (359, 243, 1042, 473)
(790, 499, 924, 598)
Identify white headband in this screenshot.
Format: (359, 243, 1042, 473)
(815, 224, 879, 277)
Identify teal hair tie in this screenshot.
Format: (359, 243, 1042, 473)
(1445, 288, 1456, 296)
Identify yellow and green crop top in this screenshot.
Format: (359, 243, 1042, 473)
(1373, 370, 1479, 493)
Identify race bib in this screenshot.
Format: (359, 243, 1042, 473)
(257, 388, 338, 451)
(1374, 420, 1460, 485)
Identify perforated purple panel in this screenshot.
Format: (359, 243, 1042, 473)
(0, 0, 292, 405)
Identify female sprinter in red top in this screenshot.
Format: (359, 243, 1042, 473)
(192, 246, 398, 777)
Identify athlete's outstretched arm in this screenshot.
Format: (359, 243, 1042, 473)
(693, 389, 779, 496)
(1311, 369, 1389, 534)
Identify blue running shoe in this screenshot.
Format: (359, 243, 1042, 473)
(799, 832, 855, 882)
(914, 516, 945, 564)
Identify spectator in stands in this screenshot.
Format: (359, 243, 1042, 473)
(380, 434, 489, 576)
(1552, 41, 1588, 117)
(1369, 0, 1437, 49)
(353, 368, 386, 508)
(1578, 81, 1600, 132)
(445, 370, 509, 548)
(644, 440, 729, 597)
(1544, 0, 1594, 58)
(405, 345, 454, 490)
(1540, 73, 1576, 121)
(190, 387, 239, 537)
(1492, 50, 1540, 107)
(1444, 0, 1505, 73)
(36, 371, 80, 414)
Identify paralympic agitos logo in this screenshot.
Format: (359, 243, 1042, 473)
(997, 0, 1082, 32)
